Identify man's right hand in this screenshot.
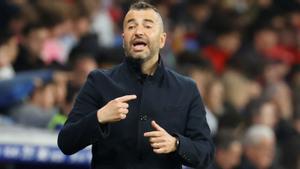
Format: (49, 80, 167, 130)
(97, 95, 137, 124)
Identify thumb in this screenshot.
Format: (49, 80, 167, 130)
(151, 120, 165, 131)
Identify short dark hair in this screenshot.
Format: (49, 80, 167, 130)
(127, 1, 164, 31)
(129, 1, 159, 13)
(214, 129, 241, 150)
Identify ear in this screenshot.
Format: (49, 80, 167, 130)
(159, 32, 167, 49)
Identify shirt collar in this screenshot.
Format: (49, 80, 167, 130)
(124, 55, 165, 83)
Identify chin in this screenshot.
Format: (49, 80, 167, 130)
(130, 53, 148, 60)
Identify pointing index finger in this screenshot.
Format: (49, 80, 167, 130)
(151, 121, 165, 132)
(115, 95, 137, 102)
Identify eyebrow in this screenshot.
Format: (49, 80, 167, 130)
(144, 19, 154, 23)
(126, 18, 154, 24)
(127, 19, 135, 24)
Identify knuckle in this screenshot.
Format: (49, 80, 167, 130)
(118, 108, 123, 113)
(117, 101, 122, 106)
(120, 114, 126, 119)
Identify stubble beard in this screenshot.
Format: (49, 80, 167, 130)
(124, 42, 155, 63)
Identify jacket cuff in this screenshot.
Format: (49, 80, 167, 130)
(174, 133, 197, 166)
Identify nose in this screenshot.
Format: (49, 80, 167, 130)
(134, 25, 144, 37)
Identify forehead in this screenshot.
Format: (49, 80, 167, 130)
(124, 9, 161, 24)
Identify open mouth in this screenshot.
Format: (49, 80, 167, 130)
(132, 40, 147, 51)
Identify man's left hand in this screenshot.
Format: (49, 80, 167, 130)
(144, 121, 177, 154)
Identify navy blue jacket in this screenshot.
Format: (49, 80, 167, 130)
(58, 58, 214, 169)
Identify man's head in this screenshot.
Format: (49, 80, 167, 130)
(214, 130, 242, 169)
(243, 125, 276, 169)
(122, 1, 166, 63)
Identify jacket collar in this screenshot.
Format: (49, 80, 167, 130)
(124, 55, 164, 84)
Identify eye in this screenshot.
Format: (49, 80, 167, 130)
(128, 25, 135, 30)
(145, 25, 152, 29)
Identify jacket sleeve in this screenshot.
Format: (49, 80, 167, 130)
(57, 70, 109, 155)
(176, 81, 215, 169)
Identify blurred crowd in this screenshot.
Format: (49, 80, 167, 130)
(0, 0, 300, 169)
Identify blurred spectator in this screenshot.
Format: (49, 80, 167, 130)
(277, 27, 299, 63)
(68, 33, 99, 64)
(10, 82, 56, 128)
(0, 1, 19, 80)
(176, 51, 214, 94)
(255, 27, 294, 66)
(203, 26, 241, 74)
(230, 26, 282, 79)
(0, 28, 18, 80)
(58, 0, 97, 63)
(70, 0, 95, 40)
(13, 22, 49, 72)
(0, 74, 34, 111)
(221, 68, 261, 114)
(263, 82, 293, 121)
(67, 47, 98, 95)
(91, 0, 116, 47)
(0, 70, 61, 112)
(48, 82, 76, 131)
(254, 27, 279, 55)
(209, 129, 242, 169)
(241, 125, 279, 169)
(244, 97, 278, 129)
(203, 78, 225, 135)
(0, 0, 26, 38)
(36, 0, 74, 64)
(171, 0, 212, 55)
(262, 59, 290, 85)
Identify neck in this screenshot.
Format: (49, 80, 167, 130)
(125, 54, 160, 76)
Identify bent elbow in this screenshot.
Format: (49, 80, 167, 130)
(57, 130, 78, 155)
(198, 143, 215, 168)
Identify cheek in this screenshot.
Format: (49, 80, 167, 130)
(123, 33, 132, 43)
(123, 37, 129, 45)
(148, 31, 163, 45)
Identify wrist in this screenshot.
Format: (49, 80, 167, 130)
(172, 136, 180, 152)
(97, 108, 106, 124)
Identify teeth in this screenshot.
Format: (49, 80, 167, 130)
(134, 43, 146, 46)
(133, 40, 146, 46)
(133, 43, 146, 51)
